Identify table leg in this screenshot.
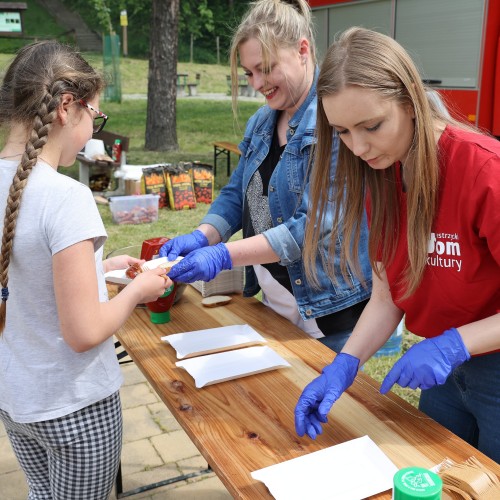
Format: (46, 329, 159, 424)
(214, 145, 230, 178)
(78, 161, 90, 186)
(115, 463, 212, 498)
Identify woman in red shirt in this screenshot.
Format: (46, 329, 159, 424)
(294, 27, 500, 463)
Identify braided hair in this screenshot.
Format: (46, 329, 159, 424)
(0, 41, 104, 333)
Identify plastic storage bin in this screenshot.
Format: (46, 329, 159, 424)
(374, 319, 404, 357)
(109, 194, 160, 225)
(190, 267, 244, 297)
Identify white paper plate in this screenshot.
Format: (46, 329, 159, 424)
(104, 256, 182, 285)
(251, 435, 398, 500)
(175, 345, 290, 388)
(161, 324, 266, 359)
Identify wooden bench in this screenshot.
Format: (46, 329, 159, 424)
(213, 141, 241, 177)
(187, 83, 198, 96)
(77, 130, 130, 194)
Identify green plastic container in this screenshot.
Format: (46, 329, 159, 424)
(393, 467, 442, 499)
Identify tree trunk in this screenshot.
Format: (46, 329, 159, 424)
(145, 0, 179, 151)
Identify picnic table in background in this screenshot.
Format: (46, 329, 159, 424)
(177, 73, 189, 96)
(226, 74, 258, 97)
(213, 141, 241, 177)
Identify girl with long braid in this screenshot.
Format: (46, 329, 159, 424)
(0, 41, 170, 498)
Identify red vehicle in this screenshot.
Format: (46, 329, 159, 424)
(308, 0, 500, 137)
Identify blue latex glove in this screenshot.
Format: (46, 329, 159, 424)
(158, 230, 209, 260)
(294, 353, 360, 439)
(380, 327, 470, 394)
(167, 243, 232, 283)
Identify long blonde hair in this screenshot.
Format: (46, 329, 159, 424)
(0, 41, 104, 333)
(304, 27, 457, 298)
(229, 0, 316, 115)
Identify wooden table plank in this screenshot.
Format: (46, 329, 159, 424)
(115, 286, 500, 499)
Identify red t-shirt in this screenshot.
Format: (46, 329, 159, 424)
(367, 125, 500, 337)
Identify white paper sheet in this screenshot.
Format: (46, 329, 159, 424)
(161, 324, 267, 359)
(251, 435, 398, 500)
(175, 345, 290, 388)
(104, 257, 182, 285)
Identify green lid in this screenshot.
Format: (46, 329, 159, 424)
(150, 310, 171, 324)
(393, 467, 442, 499)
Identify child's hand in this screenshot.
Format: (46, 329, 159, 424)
(103, 255, 145, 273)
(129, 267, 173, 304)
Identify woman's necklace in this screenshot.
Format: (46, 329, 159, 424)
(39, 156, 52, 164)
(0, 153, 23, 160)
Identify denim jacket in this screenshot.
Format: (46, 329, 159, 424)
(201, 69, 372, 320)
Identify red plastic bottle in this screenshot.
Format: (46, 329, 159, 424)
(145, 283, 178, 324)
(112, 139, 122, 163)
(141, 237, 178, 324)
(141, 237, 170, 261)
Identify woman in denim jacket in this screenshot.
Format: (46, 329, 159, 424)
(161, 0, 372, 352)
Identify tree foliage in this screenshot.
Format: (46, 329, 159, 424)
(62, 0, 249, 61)
(179, 0, 214, 40)
(88, 0, 112, 34)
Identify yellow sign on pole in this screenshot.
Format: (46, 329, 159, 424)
(120, 10, 128, 27)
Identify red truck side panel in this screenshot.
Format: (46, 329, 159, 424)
(477, 0, 500, 134)
(438, 89, 479, 124)
(308, 0, 500, 137)
(493, 36, 500, 136)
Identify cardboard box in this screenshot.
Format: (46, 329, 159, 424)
(125, 178, 142, 195)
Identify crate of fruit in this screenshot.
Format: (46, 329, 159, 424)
(108, 194, 160, 225)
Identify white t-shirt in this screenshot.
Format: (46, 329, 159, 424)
(0, 160, 122, 423)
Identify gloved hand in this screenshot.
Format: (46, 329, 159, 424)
(166, 243, 232, 283)
(294, 353, 360, 439)
(380, 327, 470, 393)
(158, 230, 209, 260)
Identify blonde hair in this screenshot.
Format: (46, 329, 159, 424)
(229, 0, 315, 115)
(304, 27, 463, 298)
(0, 41, 104, 333)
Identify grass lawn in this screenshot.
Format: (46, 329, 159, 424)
(101, 99, 258, 168)
(0, 53, 231, 95)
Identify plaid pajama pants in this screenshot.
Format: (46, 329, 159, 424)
(0, 391, 122, 500)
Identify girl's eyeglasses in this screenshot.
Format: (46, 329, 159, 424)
(79, 99, 108, 134)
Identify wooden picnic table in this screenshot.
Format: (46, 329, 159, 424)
(213, 140, 241, 177)
(177, 73, 188, 86)
(115, 285, 500, 499)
